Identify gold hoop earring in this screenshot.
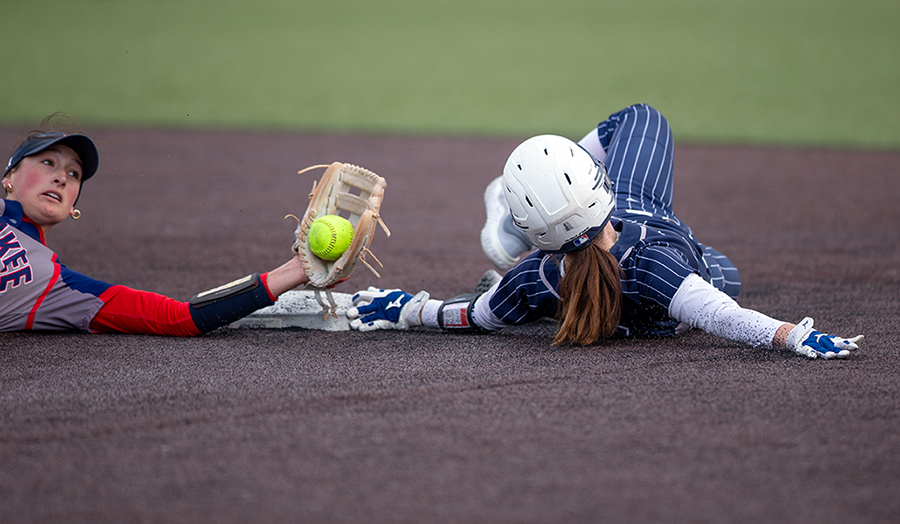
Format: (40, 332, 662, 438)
(70, 209, 81, 220)
(3, 182, 11, 193)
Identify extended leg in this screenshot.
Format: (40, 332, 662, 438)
(480, 175, 533, 270)
(597, 104, 677, 220)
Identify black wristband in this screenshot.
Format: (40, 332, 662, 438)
(189, 273, 274, 333)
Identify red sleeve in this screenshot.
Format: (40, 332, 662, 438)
(260, 272, 276, 301)
(89, 285, 201, 336)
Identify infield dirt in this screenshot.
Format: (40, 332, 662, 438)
(1, 126, 898, 523)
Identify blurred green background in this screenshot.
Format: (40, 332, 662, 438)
(2, 0, 898, 148)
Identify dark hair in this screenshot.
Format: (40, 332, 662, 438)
(4, 113, 98, 194)
(554, 237, 623, 345)
(6, 113, 83, 163)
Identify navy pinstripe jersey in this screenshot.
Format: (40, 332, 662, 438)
(487, 216, 705, 338)
(486, 103, 739, 338)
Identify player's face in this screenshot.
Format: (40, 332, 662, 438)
(3, 145, 84, 233)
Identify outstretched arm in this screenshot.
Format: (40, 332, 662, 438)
(670, 273, 863, 359)
(91, 255, 308, 336)
(261, 256, 308, 296)
(346, 288, 484, 332)
(346, 271, 503, 332)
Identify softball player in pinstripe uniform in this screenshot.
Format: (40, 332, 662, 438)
(349, 104, 863, 359)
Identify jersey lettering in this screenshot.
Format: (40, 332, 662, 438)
(0, 227, 32, 292)
(1, 265, 33, 292)
(3, 249, 28, 272)
(0, 229, 22, 258)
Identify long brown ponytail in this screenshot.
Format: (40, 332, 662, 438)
(554, 238, 623, 346)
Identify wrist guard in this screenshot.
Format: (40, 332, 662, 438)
(437, 293, 480, 331)
(189, 273, 274, 333)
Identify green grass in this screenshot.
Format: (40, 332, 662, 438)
(2, 0, 898, 148)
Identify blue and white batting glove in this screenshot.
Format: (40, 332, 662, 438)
(785, 317, 864, 359)
(346, 287, 430, 331)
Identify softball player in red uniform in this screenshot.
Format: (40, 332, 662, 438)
(1, 128, 309, 335)
(348, 104, 864, 359)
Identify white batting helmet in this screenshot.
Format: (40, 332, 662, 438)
(502, 134, 614, 253)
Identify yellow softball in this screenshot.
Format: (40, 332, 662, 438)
(309, 215, 354, 261)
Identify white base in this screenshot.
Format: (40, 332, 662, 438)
(228, 290, 354, 331)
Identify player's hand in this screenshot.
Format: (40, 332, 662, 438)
(347, 287, 430, 331)
(785, 317, 864, 359)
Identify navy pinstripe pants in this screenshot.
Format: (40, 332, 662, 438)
(597, 104, 741, 298)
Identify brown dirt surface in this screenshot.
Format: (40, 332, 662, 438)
(2, 125, 899, 523)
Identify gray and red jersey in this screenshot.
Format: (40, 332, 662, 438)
(1, 199, 274, 335)
(0, 199, 113, 331)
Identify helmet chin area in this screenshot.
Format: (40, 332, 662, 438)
(502, 135, 615, 253)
